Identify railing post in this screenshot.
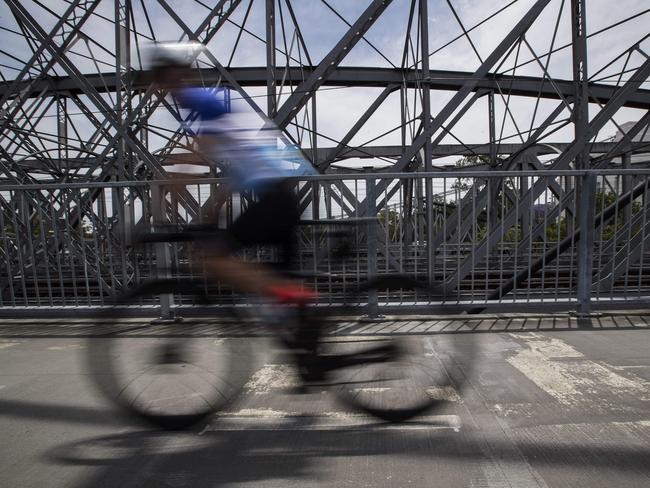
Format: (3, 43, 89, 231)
(150, 182, 176, 323)
(622, 153, 632, 225)
(311, 180, 319, 274)
(576, 171, 596, 324)
(365, 168, 379, 319)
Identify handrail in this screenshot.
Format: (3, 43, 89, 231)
(2, 168, 650, 191)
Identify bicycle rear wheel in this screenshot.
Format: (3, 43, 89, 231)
(329, 276, 473, 422)
(87, 280, 253, 430)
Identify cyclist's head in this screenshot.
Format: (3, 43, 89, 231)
(149, 41, 205, 87)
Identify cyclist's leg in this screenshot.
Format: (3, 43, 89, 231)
(202, 180, 312, 301)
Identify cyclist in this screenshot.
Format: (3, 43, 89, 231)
(150, 42, 317, 303)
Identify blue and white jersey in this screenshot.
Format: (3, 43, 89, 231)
(174, 87, 229, 122)
(174, 87, 316, 192)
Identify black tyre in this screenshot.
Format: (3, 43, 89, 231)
(87, 279, 253, 430)
(329, 275, 475, 422)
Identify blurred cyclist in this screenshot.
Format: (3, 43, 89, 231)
(150, 42, 317, 303)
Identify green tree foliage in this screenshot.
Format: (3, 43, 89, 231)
(387, 156, 643, 245)
(544, 191, 641, 242)
(377, 208, 401, 242)
(2, 217, 93, 239)
(451, 155, 491, 192)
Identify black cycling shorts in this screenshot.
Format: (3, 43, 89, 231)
(227, 180, 299, 262)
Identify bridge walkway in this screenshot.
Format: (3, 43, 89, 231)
(0, 314, 648, 487)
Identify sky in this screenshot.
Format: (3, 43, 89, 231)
(1, 0, 649, 170)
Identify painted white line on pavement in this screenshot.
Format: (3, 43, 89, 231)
(507, 332, 650, 407)
(203, 409, 462, 432)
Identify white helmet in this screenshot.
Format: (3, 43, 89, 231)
(148, 41, 205, 70)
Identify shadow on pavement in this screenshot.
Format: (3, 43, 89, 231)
(40, 420, 650, 488)
(0, 397, 644, 488)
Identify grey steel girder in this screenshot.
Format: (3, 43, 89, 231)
(375, 98, 570, 264)
(48, 0, 244, 233)
(509, 111, 650, 270)
(0, 1, 98, 122)
(572, 0, 591, 314)
(0, 0, 100, 185)
(483, 174, 650, 305)
(447, 57, 650, 291)
(594, 187, 650, 291)
(0, 1, 237, 290)
(390, 0, 552, 176)
(4, 67, 650, 110)
(450, 81, 650, 279)
(8, 3, 175, 180)
(68, 0, 245, 187)
(12, 141, 647, 173)
(342, 0, 552, 223)
(318, 84, 400, 171)
(272, 0, 394, 129)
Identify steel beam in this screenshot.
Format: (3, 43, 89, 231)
(5, 67, 650, 109)
(266, 0, 277, 117)
(11, 141, 649, 172)
(447, 57, 650, 291)
(594, 184, 650, 290)
(318, 84, 399, 171)
(272, 0, 394, 129)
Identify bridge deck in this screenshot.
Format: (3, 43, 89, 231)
(0, 315, 648, 488)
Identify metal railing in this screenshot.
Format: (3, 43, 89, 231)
(2, 169, 650, 316)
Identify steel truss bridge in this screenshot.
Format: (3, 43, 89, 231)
(1, 0, 650, 316)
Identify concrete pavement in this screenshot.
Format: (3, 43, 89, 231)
(0, 314, 648, 487)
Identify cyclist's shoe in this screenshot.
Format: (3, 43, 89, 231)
(267, 284, 318, 305)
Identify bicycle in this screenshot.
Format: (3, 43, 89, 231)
(87, 219, 473, 430)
